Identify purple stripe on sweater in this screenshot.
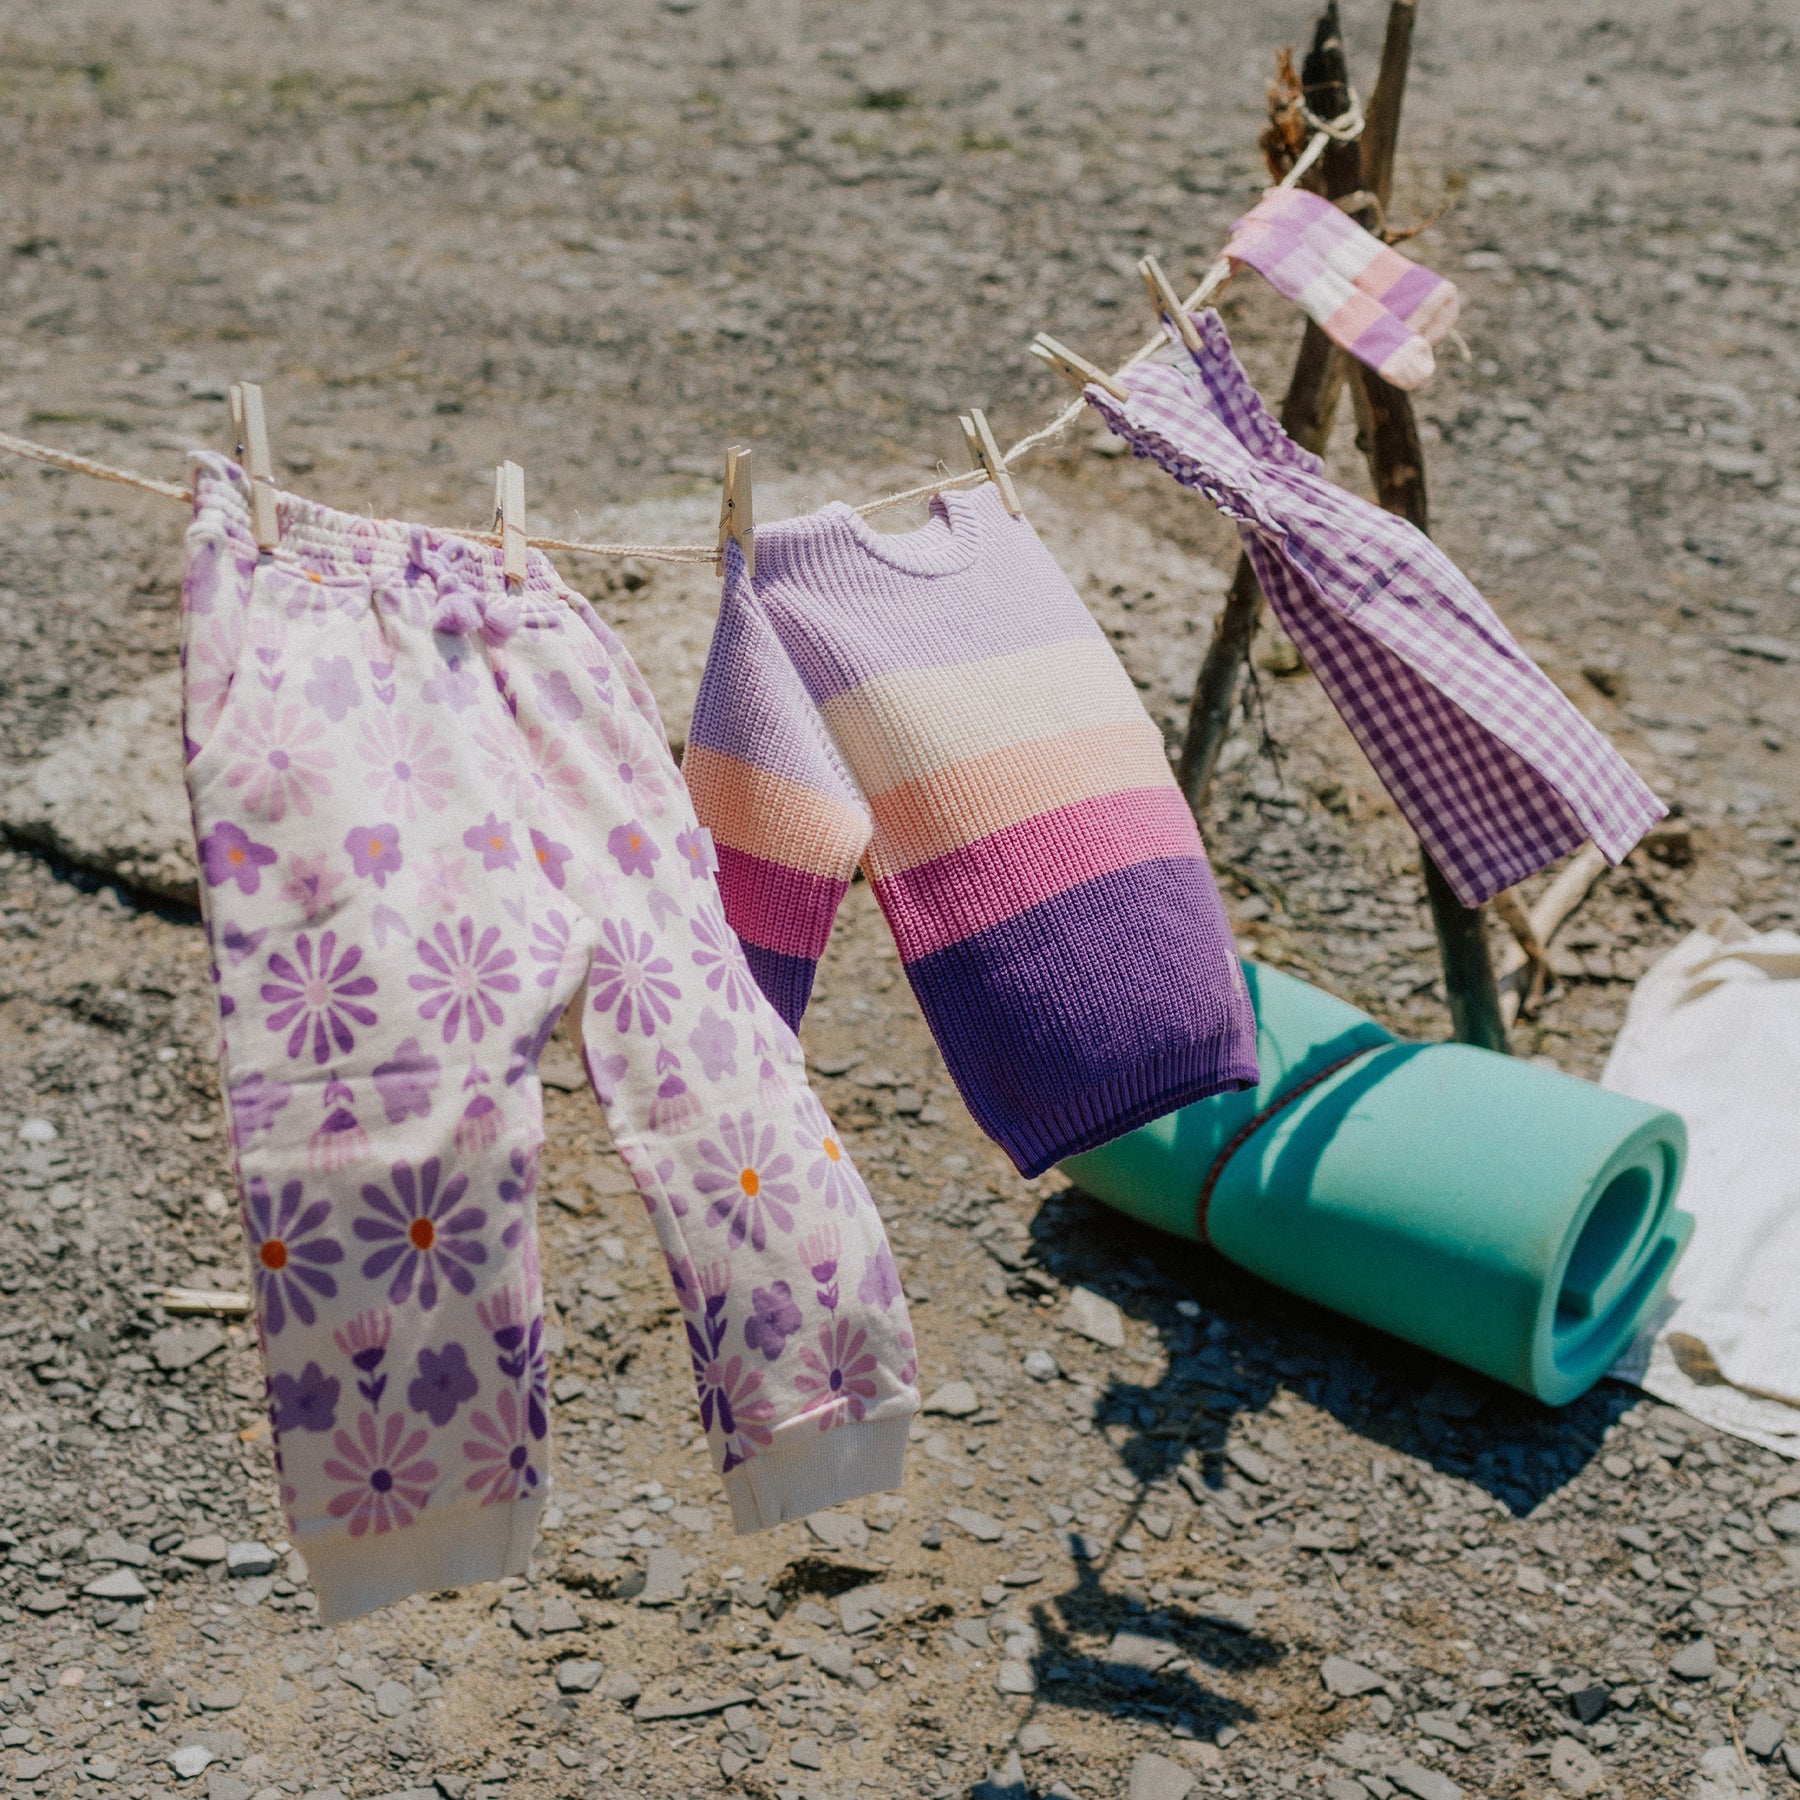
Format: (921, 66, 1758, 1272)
(713, 844, 849, 963)
(903, 858, 1258, 1177)
(1377, 260, 1443, 325)
(740, 942, 820, 1033)
(749, 490, 1106, 707)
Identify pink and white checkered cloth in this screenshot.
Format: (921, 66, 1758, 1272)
(1085, 312, 1665, 907)
(1225, 188, 1459, 390)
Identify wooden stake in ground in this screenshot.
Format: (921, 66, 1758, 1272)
(1177, 0, 1508, 1053)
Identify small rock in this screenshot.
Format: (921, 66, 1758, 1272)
(806, 1510, 870, 1553)
(1744, 1712, 1784, 1759)
(18, 1117, 58, 1143)
(995, 1661, 1036, 1695)
(170, 1744, 216, 1780)
(83, 1569, 149, 1601)
(205, 1775, 251, 1800)
(554, 1661, 603, 1694)
(1549, 1737, 1603, 1796)
(923, 1380, 981, 1418)
(1321, 1656, 1387, 1697)
(374, 1680, 413, 1717)
(1386, 1764, 1462, 1800)
(601, 1673, 642, 1704)
(947, 1506, 1004, 1543)
(1569, 1683, 1610, 1724)
(837, 1585, 890, 1635)
(920, 1524, 943, 1550)
(1128, 1750, 1196, 1800)
(1063, 1286, 1125, 1349)
(176, 1535, 229, 1566)
(1022, 1349, 1059, 1382)
(1016, 1721, 1055, 1754)
(22, 1588, 71, 1614)
(1766, 1500, 1800, 1539)
(788, 1738, 824, 1771)
(151, 1324, 227, 1373)
(1324, 1783, 1368, 1800)
(637, 1547, 688, 1606)
(198, 1686, 244, 1712)
(810, 1641, 855, 1680)
(537, 1595, 581, 1633)
(1225, 1444, 1273, 1485)
(225, 1542, 276, 1578)
(83, 1531, 152, 1568)
(1670, 1638, 1718, 1680)
(1108, 1630, 1179, 1672)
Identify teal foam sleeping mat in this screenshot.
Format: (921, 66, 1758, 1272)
(1060, 963, 1691, 1405)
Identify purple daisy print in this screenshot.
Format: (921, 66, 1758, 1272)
(695, 1111, 800, 1252)
(462, 1386, 540, 1506)
(242, 1175, 344, 1335)
(589, 918, 680, 1037)
(410, 917, 520, 1045)
(689, 896, 762, 1011)
(794, 1093, 864, 1215)
(323, 1410, 436, 1537)
(218, 699, 336, 821)
(270, 1360, 340, 1434)
(355, 710, 455, 820)
(354, 1156, 488, 1309)
(607, 819, 660, 879)
(794, 1318, 880, 1429)
(199, 821, 278, 895)
(691, 1353, 776, 1474)
(345, 823, 403, 887)
(262, 930, 379, 1064)
(463, 813, 519, 872)
(407, 1342, 479, 1427)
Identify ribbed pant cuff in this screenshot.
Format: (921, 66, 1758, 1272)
(301, 1490, 545, 1626)
(721, 1411, 911, 1535)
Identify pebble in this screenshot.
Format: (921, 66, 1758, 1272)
(151, 1324, 226, 1372)
(225, 1541, 277, 1578)
(554, 1661, 603, 1694)
(1320, 1656, 1387, 1697)
(632, 1686, 755, 1722)
(1744, 1712, 1784, 1758)
(176, 1534, 229, 1565)
(1022, 1349, 1059, 1381)
(374, 1679, 413, 1717)
(83, 1568, 150, 1601)
(1549, 1736, 1604, 1796)
(18, 1117, 58, 1142)
(1016, 1721, 1055, 1754)
(537, 1595, 582, 1633)
(22, 1588, 71, 1614)
(810, 1641, 855, 1680)
(601, 1673, 642, 1704)
(83, 1530, 152, 1567)
(1128, 1750, 1196, 1800)
(1670, 1638, 1718, 1680)
(1766, 1500, 1800, 1538)
(1386, 1763, 1462, 1800)
(788, 1737, 824, 1770)
(995, 1660, 1036, 1695)
(923, 1380, 981, 1417)
(170, 1744, 216, 1779)
(806, 1510, 870, 1553)
(637, 1547, 689, 1606)
(199, 1685, 244, 1711)
(1062, 1286, 1125, 1349)
(946, 1506, 1004, 1543)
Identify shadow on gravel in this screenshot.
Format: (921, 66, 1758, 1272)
(1025, 1186, 1638, 1521)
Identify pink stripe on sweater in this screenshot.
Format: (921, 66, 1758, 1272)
(714, 843, 850, 961)
(871, 784, 1204, 962)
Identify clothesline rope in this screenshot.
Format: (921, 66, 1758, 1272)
(0, 126, 1340, 565)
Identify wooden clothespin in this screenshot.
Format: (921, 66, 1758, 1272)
(228, 382, 280, 551)
(1028, 333, 1130, 402)
(493, 460, 527, 589)
(958, 409, 1021, 517)
(717, 444, 754, 580)
(1137, 254, 1203, 353)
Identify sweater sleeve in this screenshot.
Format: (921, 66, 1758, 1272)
(683, 568, 872, 1029)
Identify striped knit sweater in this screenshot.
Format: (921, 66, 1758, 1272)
(683, 485, 1257, 1177)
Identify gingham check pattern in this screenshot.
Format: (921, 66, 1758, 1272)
(1086, 311, 1665, 907)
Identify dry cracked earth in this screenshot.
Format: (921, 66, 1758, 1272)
(1, 3, 1798, 1800)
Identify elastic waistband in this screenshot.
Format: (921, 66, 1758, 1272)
(188, 452, 572, 641)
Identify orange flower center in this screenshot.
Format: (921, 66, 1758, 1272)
(627, 834, 641, 851)
(409, 1217, 436, 1251)
(227, 846, 245, 865)
(259, 1239, 288, 1270)
(368, 838, 384, 856)
(823, 1137, 841, 1164)
(489, 835, 505, 851)
(739, 1168, 760, 1198)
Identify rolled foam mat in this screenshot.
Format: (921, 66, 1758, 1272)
(1060, 963, 1692, 1405)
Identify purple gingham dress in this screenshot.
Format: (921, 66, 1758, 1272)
(1085, 310, 1665, 906)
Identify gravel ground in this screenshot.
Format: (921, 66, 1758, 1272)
(1, 3, 1798, 1800)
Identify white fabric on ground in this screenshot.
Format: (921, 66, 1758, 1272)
(1605, 910, 1800, 1456)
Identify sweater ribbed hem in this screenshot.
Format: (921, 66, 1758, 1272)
(721, 1411, 912, 1535)
(1004, 1043, 1261, 1179)
(302, 1489, 544, 1627)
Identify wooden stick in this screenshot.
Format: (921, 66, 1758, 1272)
(1496, 843, 1610, 1027)
(229, 381, 280, 551)
(1176, 3, 1368, 814)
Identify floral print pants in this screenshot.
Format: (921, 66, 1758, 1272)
(181, 455, 918, 1624)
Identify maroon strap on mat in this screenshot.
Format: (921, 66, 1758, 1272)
(1195, 1044, 1383, 1245)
